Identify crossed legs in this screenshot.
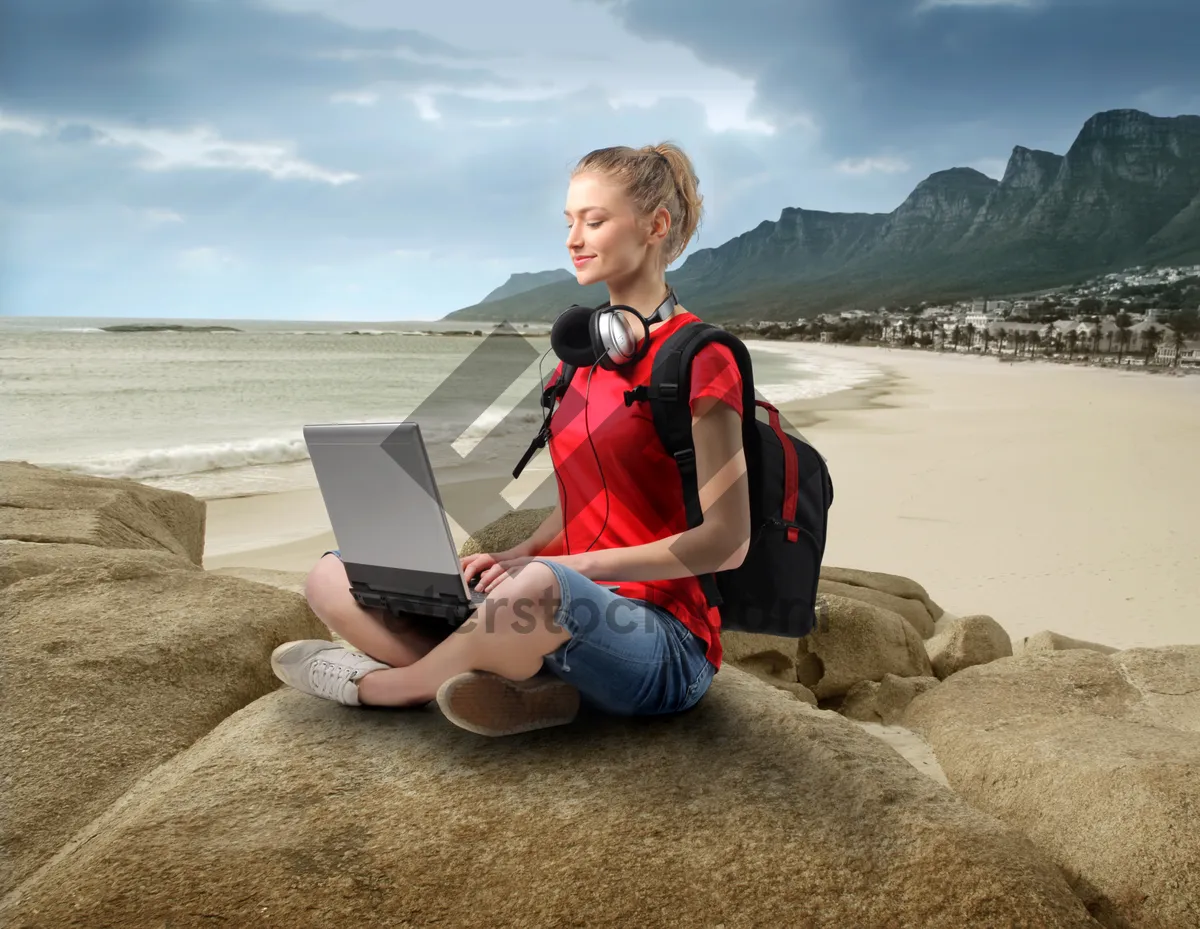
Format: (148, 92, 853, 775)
(303, 553, 572, 707)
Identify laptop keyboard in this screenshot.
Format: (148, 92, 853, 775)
(469, 588, 486, 603)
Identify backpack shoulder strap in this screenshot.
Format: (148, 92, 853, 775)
(631, 322, 760, 608)
(643, 323, 758, 463)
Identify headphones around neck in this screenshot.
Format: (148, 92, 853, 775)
(549, 286, 679, 372)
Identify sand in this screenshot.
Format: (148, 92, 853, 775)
(200, 345, 1200, 777)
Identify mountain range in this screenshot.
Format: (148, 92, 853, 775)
(443, 109, 1200, 324)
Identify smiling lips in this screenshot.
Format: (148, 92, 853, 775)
(573, 255, 594, 267)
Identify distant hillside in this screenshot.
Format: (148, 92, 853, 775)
(443, 108, 1200, 323)
(479, 268, 576, 304)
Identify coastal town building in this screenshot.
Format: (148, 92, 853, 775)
(1155, 339, 1200, 366)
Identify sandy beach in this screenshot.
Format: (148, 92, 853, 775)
(203, 345, 1200, 651)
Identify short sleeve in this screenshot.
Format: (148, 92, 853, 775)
(689, 343, 743, 417)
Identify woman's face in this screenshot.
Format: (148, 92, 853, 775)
(564, 171, 662, 286)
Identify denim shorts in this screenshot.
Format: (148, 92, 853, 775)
(321, 549, 716, 717)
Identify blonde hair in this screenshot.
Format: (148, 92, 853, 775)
(572, 142, 704, 268)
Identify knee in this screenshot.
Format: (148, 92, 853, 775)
(504, 561, 561, 620)
(304, 553, 350, 613)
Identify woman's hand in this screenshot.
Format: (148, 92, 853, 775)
(468, 553, 544, 595)
(459, 543, 534, 593)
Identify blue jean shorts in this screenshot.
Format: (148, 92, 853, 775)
(321, 549, 716, 717)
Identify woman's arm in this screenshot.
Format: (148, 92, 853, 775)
(510, 502, 566, 558)
(555, 395, 750, 582)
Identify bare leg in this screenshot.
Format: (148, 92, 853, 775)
(304, 553, 447, 668)
(356, 561, 571, 708)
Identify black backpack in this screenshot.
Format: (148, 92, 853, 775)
(524, 321, 834, 638)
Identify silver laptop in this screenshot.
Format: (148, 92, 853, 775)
(303, 420, 487, 626)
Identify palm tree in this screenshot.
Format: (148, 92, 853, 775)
(1028, 330, 1041, 358)
(965, 322, 976, 351)
(951, 324, 961, 352)
(1042, 322, 1057, 357)
(982, 327, 992, 355)
(994, 326, 1008, 357)
(1170, 326, 1187, 368)
(1142, 325, 1162, 365)
(1115, 311, 1133, 364)
(1066, 330, 1078, 360)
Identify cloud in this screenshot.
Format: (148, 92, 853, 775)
(1, 110, 358, 184)
(835, 156, 911, 175)
(267, 0, 780, 137)
(100, 124, 360, 184)
(0, 110, 45, 136)
(599, 0, 1200, 160)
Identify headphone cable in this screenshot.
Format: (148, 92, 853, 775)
(581, 362, 610, 553)
(538, 347, 573, 556)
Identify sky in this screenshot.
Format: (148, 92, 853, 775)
(1, 0, 1198, 322)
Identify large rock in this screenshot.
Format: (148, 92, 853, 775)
(458, 505, 554, 557)
(840, 673, 941, 725)
(820, 565, 944, 620)
(0, 541, 328, 898)
(904, 646, 1200, 929)
(797, 594, 933, 699)
(208, 565, 310, 595)
(818, 577, 936, 637)
(924, 614, 1013, 679)
(1013, 630, 1119, 657)
(0, 668, 1100, 929)
(719, 630, 818, 704)
(0, 460, 206, 565)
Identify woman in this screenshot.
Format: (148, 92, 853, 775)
(273, 142, 752, 736)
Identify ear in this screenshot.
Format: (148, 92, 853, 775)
(646, 205, 671, 244)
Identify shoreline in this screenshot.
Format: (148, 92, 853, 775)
(202, 340, 1200, 653)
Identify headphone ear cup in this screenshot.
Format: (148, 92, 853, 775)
(551, 303, 603, 367)
(589, 308, 616, 369)
(598, 307, 650, 368)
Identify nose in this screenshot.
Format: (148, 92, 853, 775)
(566, 219, 583, 251)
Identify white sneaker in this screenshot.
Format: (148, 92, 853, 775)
(270, 640, 391, 706)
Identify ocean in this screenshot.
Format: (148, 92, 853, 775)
(0, 315, 880, 501)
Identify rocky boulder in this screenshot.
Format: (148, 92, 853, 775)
(1013, 630, 1119, 656)
(796, 594, 933, 699)
(0, 460, 207, 565)
(904, 646, 1200, 929)
(0, 463, 329, 898)
(924, 614, 1013, 679)
(820, 565, 944, 621)
(458, 505, 555, 557)
(818, 577, 936, 638)
(718, 631, 819, 704)
(840, 673, 941, 725)
(208, 565, 310, 595)
(0, 667, 1101, 929)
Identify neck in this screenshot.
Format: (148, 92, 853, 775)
(606, 276, 677, 331)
